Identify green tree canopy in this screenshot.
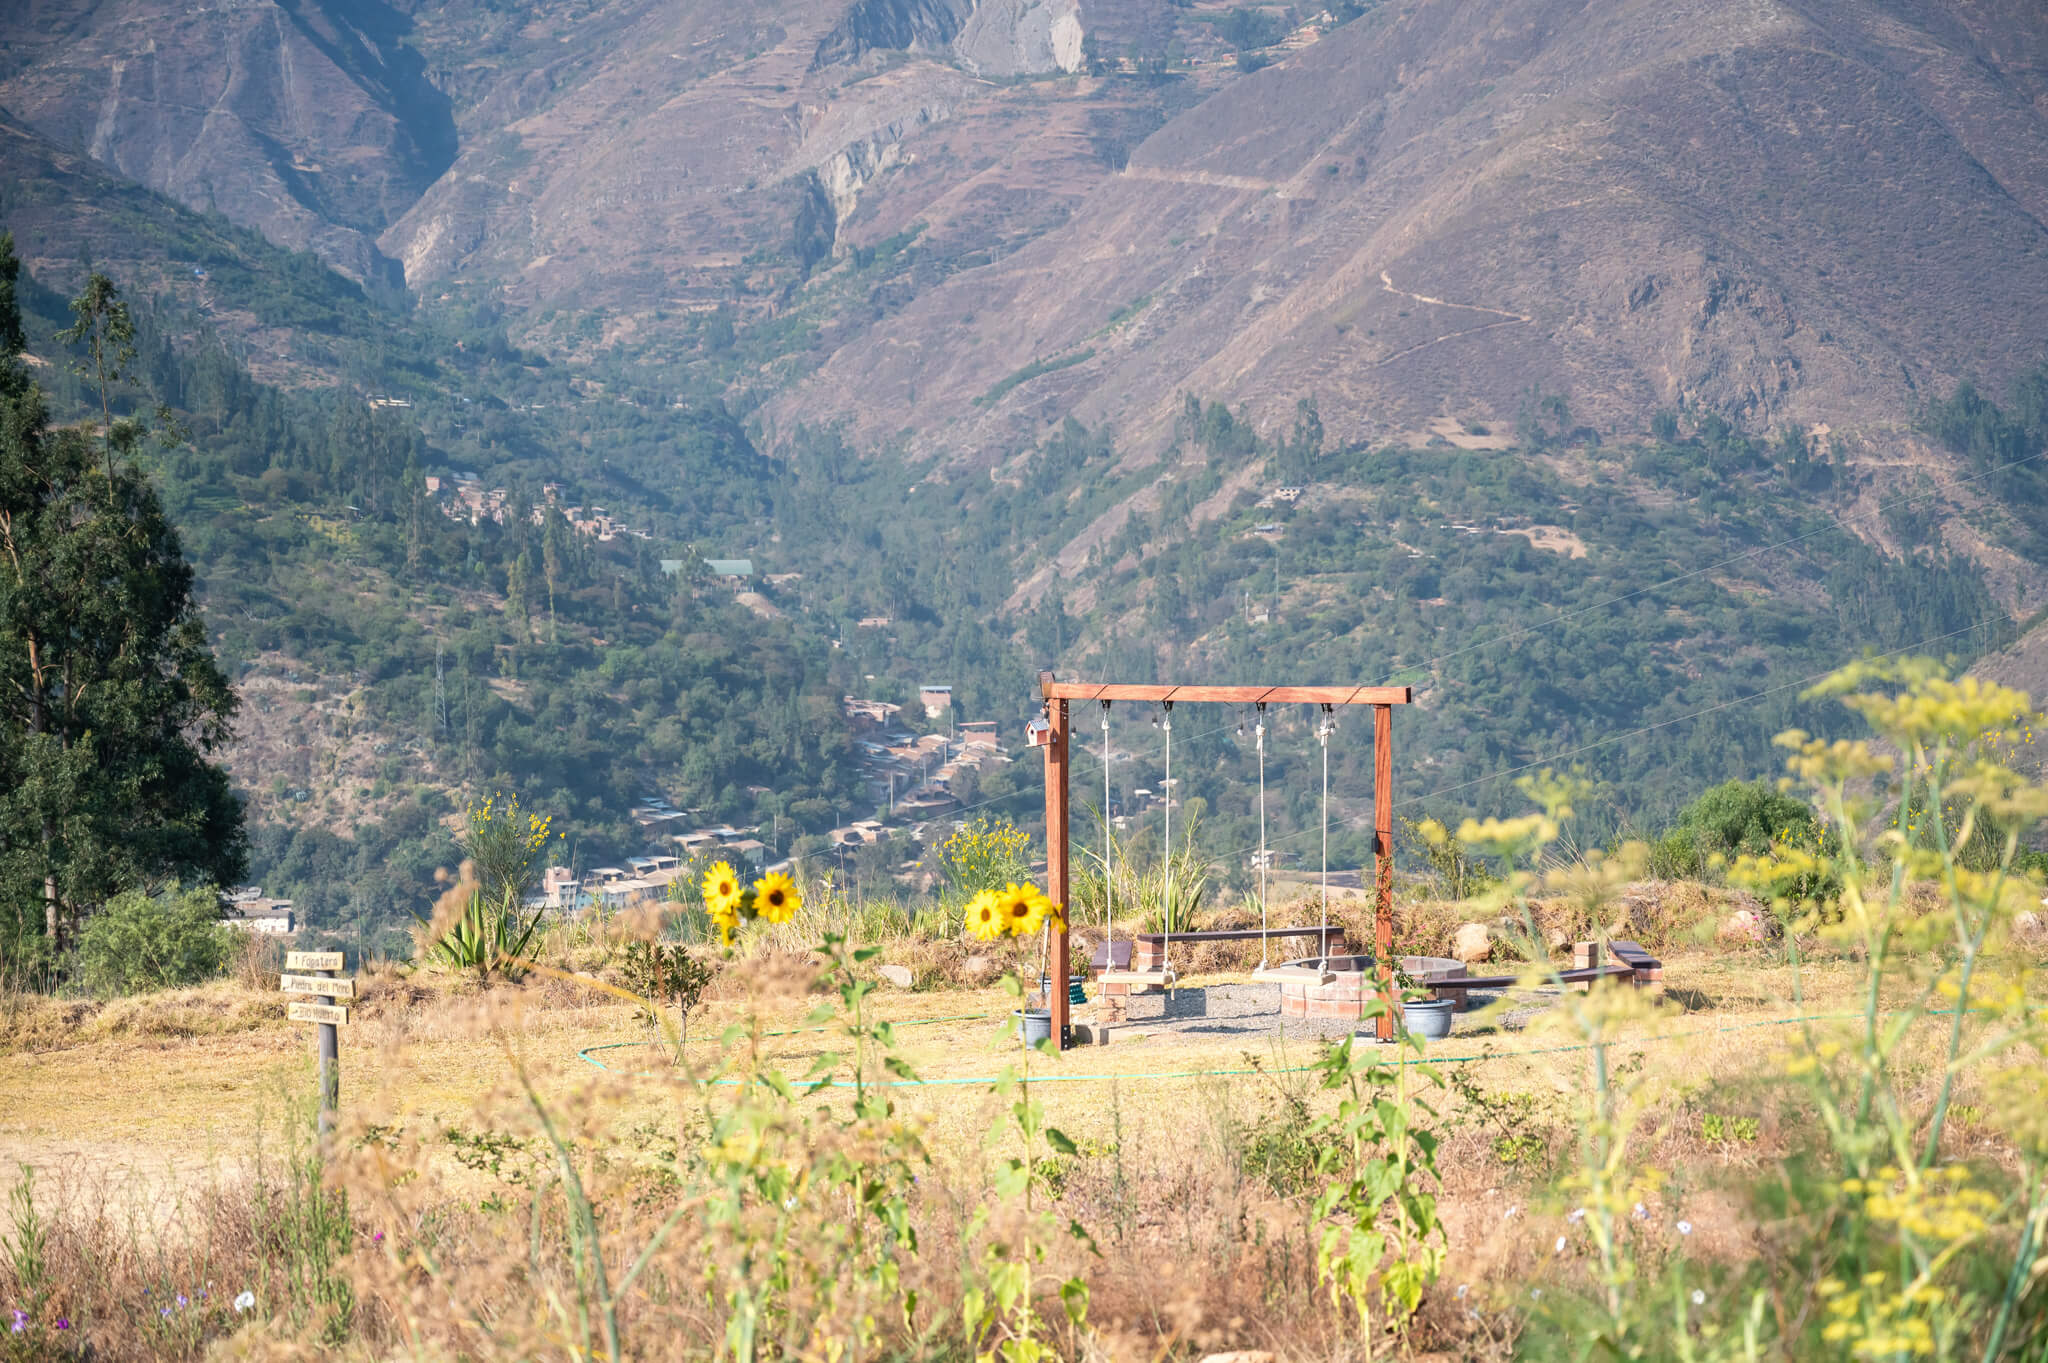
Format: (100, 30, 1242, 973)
(0, 237, 245, 948)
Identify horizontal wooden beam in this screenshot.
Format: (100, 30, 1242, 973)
(1039, 682, 1413, 706)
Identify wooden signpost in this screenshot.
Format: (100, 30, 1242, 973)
(283, 950, 350, 1132)
(280, 974, 357, 999)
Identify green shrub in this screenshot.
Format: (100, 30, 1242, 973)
(936, 815, 1032, 898)
(461, 792, 554, 910)
(617, 940, 716, 1048)
(1650, 779, 1819, 879)
(69, 887, 232, 995)
(1700, 1112, 1760, 1143)
(0, 901, 57, 992)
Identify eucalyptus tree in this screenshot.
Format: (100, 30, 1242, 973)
(0, 239, 244, 950)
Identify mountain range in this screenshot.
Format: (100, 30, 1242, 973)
(7, 0, 2045, 453)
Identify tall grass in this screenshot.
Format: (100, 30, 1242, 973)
(1455, 662, 2048, 1359)
(0, 1100, 357, 1359)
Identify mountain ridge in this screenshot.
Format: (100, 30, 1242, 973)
(766, 0, 2048, 463)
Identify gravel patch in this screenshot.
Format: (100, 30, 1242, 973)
(1095, 982, 1561, 1044)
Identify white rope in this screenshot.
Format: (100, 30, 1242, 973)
(1100, 701, 1112, 956)
(1161, 701, 1173, 979)
(1255, 704, 1269, 968)
(1318, 705, 1333, 966)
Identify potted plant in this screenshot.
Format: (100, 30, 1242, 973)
(1394, 961, 1455, 1041)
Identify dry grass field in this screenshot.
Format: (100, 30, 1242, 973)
(2, 931, 2038, 1360)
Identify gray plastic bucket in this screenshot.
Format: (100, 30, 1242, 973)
(1014, 1009, 1053, 1045)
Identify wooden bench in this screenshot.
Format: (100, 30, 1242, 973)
(1090, 927, 1348, 963)
(1130, 926, 1348, 972)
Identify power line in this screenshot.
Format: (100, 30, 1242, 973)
(1002, 447, 2047, 822)
(772, 600, 1998, 881)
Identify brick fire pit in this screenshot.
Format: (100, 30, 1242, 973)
(1267, 954, 1470, 1020)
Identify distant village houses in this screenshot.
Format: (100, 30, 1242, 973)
(218, 887, 295, 934)
(422, 474, 650, 541)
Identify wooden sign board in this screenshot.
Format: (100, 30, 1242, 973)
(287, 1001, 350, 1027)
(280, 974, 357, 999)
(286, 951, 344, 972)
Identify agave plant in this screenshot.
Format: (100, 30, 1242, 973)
(416, 878, 545, 981)
(1070, 807, 1212, 937)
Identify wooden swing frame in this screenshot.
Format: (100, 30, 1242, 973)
(1035, 673, 1413, 1050)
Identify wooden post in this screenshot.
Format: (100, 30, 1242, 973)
(1373, 703, 1396, 1043)
(1041, 672, 1071, 1050)
(318, 1012, 339, 1130)
(284, 950, 349, 1136)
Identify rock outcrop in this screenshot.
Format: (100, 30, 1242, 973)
(813, 0, 977, 70)
(1452, 922, 1494, 966)
(954, 0, 1085, 77)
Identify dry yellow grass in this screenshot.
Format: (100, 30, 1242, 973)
(3, 934, 2043, 1361)
(0, 943, 1916, 1206)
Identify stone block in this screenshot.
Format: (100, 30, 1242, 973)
(1453, 921, 1494, 965)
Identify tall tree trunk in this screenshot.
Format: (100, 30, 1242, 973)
(42, 831, 56, 941)
(27, 632, 57, 944)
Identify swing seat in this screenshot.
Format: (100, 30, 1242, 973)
(1095, 967, 1177, 990)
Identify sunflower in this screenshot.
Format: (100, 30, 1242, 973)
(701, 861, 743, 917)
(752, 871, 801, 924)
(964, 890, 1003, 941)
(997, 882, 1052, 937)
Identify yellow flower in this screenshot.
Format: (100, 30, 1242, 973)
(997, 882, 1052, 937)
(964, 890, 1003, 941)
(706, 898, 740, 946)
(752, 871, 801, 924)
(702, 861, 743, 917)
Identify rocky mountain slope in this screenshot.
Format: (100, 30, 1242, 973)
(8, 0, 2043, 460)
(772, 0, 2048, 459)
(0, 0, 455, 286)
